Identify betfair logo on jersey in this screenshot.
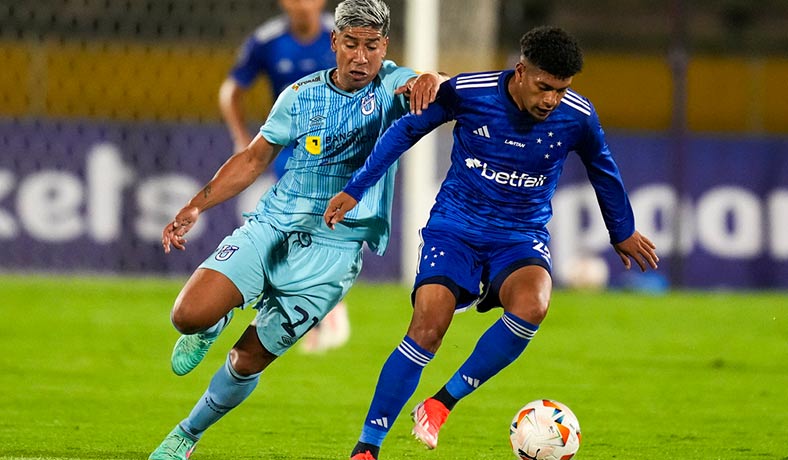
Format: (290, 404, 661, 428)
(305, 136, 321, 155)
(464, 157, 546, 188)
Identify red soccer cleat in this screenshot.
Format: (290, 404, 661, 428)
(411, 398, 450, 449)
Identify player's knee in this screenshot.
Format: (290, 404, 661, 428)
(407, 323, 447, 353)
(508, 294, 550, 325)
(229, 346, 272, 376)
(170, 303, 204, 335)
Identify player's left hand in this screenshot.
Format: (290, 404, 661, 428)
(162, 205, 200, 253)
(323, 192, 359, 230)
(613, 230, 659, 272)
(396, 71, 443, 115)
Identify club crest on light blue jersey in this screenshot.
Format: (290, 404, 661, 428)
(361, 92, 376, 115)
(215, 244, 240, 261)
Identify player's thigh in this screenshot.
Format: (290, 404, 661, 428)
(175, 220, 284, 332)
(254, 235, 362, 356)
(488, 237, 553, 323)
(172, 267, 244, 333)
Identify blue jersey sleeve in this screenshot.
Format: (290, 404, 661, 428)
(343, 81, 457, 200)
(230, 35, 266, 88)
(576, 109, 635, 244)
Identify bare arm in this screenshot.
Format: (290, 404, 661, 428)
(219, 77, 255, 152)
(161, 133, 277, 253)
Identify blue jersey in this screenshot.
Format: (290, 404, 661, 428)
(257, 61, 417, 254)
(230, 14, 336, 95)
(344, 70, 636, 245)
(229, 14, 336, 178)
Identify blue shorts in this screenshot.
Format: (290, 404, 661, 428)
(413, 223, 552, 312)
(200, 217, 362, 356)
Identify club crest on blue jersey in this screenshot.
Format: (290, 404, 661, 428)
(536, 131, 564, 160)
(361, 92, 376, 115)
(215, 244, 240, 261)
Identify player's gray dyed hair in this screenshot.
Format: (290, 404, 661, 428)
(334, 0, 390, 37)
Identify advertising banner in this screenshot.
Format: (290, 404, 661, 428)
(0, 119, 785, 288)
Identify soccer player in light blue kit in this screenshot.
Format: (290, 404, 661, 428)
(219, 0, 350, 354)
(325, 26, 660, 460)
(149, 1, 442, 458)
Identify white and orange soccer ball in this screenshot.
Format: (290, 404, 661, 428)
(509, 399, 582, 460)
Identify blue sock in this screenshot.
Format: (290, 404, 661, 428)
(445, 312, 538, 401)
(358, 336, 434, 447)
(179, 355, 260, 439)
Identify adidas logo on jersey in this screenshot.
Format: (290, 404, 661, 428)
(472, 125, 491, 138)
(464, 157, 546, 188)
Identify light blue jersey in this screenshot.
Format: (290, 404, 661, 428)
(257, 60, 416, 254)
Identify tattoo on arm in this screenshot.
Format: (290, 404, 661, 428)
(202, 185, 212, 199)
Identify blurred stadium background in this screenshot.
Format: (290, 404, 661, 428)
(1, 0, 787, 290)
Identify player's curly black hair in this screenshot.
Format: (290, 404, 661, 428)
(520, 26, 584, 79)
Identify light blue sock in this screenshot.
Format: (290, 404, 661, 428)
(358, 336, 434, 446)
(445, 312, 538, 400)
(179, 355, 260, 439)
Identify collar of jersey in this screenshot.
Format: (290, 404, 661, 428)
(325, 68, 377, 97)
(498, 69, 523, 114)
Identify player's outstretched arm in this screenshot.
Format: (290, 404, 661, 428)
(162, 133, 277, 253)
(324, 191, 359, 230)
(612, 230, 659, 272)
(395, 71, 446, 115)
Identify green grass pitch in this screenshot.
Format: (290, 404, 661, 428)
(0, 274, 786, 459)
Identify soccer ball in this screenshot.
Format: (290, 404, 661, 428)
(563, 255, 609, 290)
(509, 399, 582, 460)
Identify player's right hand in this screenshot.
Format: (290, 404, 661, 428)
(612, 230, 659, 272)
(396, 71, 443, 115)
(323, 192, 358, 230)
(162, 205, 200, 253)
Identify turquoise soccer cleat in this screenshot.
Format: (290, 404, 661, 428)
(149, 426, 197, 460)
(171, 310, 234, 376)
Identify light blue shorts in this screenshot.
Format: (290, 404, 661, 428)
(199, 217, 363, 356)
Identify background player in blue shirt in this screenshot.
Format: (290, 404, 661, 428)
(219, 0, 351, 354)
(325, 26, 659, 460)
(219, 0, 335, 175)
(150, 1, 442, 458)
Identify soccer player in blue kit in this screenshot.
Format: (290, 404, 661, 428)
(149, 1, 442, 458)
(219, 0, 351, 353)
(324, 26, 660, 460)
